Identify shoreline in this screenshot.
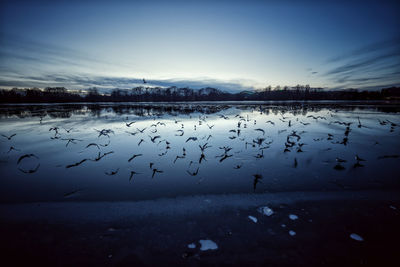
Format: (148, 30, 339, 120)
(1, 99, 400, 105)
(1, 190, 399, 223)
(1, 190, 399, 266)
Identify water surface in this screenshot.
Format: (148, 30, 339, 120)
(0, 101, 399, 203)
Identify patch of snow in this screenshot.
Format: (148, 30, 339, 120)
(257, 206, 274, 216)
(289, 230, 296, 236)
(199, 239, 218, 251)
(350, 233, 364, 241)
(281, 224, 286, 228)
(289, 214, 298, 220)
(188, 243, 196, 249)
(248, 215, 258, 223)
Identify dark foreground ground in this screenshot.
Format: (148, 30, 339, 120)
(1, 190, 399, 266)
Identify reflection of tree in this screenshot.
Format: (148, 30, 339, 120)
(0, 103, 399, 119)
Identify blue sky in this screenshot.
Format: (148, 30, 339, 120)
(0, 0, 399, 91)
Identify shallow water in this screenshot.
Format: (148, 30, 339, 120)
(0, 102, 399, 203)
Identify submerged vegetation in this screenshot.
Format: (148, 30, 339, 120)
(0, 86, 399, 103)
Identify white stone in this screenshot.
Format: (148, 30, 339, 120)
(248, 215, 258, 223)
(199, 239, 218, 251)
(257, 206, 274, 216)
(350, 233, 364, 241)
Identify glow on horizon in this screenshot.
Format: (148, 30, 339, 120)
(0, 0, 399, 91)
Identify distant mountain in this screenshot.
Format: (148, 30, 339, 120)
(198, 87, 223, 95)
(238, 90, 256, 95)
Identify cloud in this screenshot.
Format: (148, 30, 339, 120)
(321, 37, 400, 90)
(336, 72, 400, 83)
(326, 51, 400, 76)
(326, 37, 400, 63)
(0, 33, 255, 92)
(0, 32, 135, 77)
(0, 32, 105, 65)
(0, 72, 255, 93)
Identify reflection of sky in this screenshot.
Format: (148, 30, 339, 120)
(0, 103, 399, 203)
(0, 0, 399, 91)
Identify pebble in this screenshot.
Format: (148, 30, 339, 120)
(199, 239, 218, 251)
(248, 215, 258, 223)
(350, 233, 364, 241)
(258, 206, 274, 216)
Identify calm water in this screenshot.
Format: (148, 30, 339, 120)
(0, 102, 399, 203)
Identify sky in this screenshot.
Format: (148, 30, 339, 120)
(0, 0, 399, 92)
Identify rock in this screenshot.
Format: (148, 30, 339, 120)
(199, 239, 218, 251)
(350, 233, 364, 241)
(257, 206, 274, 216)
(248, 215, 258, 223)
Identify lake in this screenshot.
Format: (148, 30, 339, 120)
(1, 101, 399, 203)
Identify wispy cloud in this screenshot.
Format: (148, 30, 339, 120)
(326, 51, 400, 76)
(0, 32, 111, 66)
(0, 72, 255, 92)
(321, 37, 400, 90)
(0, 33, 255, 92)
(0, 32, 135, 75)
(326, 37, 400, 63)
(1, 32, 399, 91)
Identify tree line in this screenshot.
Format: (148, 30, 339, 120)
(0, 85, 399, 103)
